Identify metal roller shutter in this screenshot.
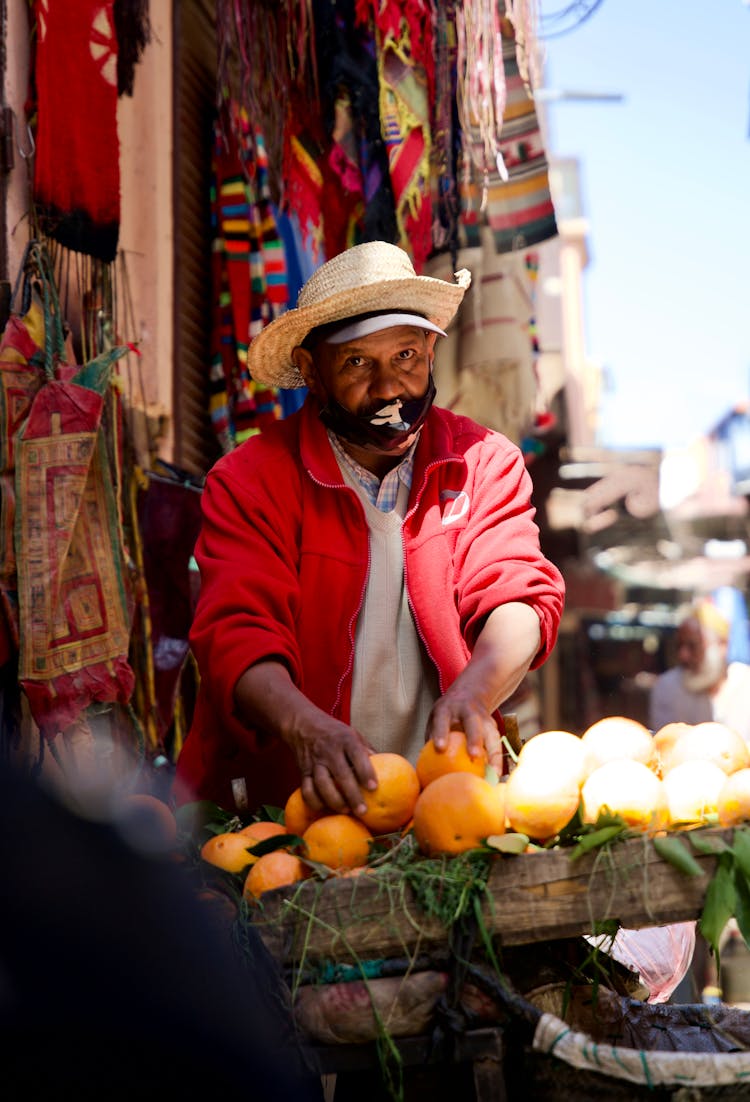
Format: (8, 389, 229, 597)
(172, 0, 220, 476)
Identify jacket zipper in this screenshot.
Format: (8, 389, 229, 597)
(402, 454, 460, 698)
(306, 467, 370, 719)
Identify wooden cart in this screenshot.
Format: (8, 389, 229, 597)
(247, 830, 750, 1101)
(253, 829, 721, 966)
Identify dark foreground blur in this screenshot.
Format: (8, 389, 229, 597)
(0, 759, 322, 1101)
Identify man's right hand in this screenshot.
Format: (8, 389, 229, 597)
(233, 661, 377, 815)
(285, 714, 377, 816)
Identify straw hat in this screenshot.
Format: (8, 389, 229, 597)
(247, 241, 472, 389)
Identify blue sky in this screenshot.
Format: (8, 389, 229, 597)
(540, 0, 750, 450)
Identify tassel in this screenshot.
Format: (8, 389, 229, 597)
(113, 0, 151, 97)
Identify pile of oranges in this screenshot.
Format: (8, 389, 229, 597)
(199, 717, 750, 905)
(200, 733, 504, 902)
(508, 715, 750, 840)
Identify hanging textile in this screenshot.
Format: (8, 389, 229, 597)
(425, 227, 537, 441)
(208, 104, 286, 451)
(0, 277, 47, 665)
(458, 11, 556, 253)
(135, 464, 203, 750)
(14, 246, 133, 738)
(213, 2, 554, 272)
(32, 0, 121, 263)
(313, 0, 398, 253)
(355, 0, 435, 271)
(431, 0, 461, 263)
(215, 0, 317, 205)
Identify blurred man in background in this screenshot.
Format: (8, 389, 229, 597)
(648, 599, 750, 741)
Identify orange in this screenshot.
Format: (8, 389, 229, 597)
(302, 814, 374, 870)
(284, 787, 326, 836)
(355, 752, 421, 834)
(718, 768, 750, 827)
(504, 760, 581, 842)
(660, 721, 750, 777)
(200, 831, 258, 873)
(652, 722, 692, 776)
(415, 730, 487, 788)
(412, 772, 505, 856)
(238, 820, 288, 840)
(662, 759, 727, 827)
(237, 820, 289, 864)
(242, 851, 307, 902)
(581, 759, 668, 832)
(115, 793, 179, 849)
(581, 716, 655, 778)
(516, 730, 587, 788)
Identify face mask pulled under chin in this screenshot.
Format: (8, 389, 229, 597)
(317, 375, 436, 453)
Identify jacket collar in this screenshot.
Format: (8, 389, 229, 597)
(298, 393, 463, 490)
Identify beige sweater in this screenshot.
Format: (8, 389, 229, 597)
(337, 464, 440, 763)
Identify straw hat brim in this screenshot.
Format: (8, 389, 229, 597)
(247, 270, 471, 389)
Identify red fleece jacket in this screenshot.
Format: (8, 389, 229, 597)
(174, 397, 565, 813)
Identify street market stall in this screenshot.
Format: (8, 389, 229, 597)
(184, 718, 750, 1100)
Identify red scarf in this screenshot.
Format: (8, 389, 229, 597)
(33, 0, 121, 262)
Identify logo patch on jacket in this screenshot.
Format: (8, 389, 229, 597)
(440, 489, 470, 524)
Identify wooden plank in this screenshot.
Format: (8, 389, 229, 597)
(481, 831, 719, 944)
(251, 830, 726, 967)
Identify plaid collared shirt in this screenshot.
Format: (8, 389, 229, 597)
(328, 431, 417, 512)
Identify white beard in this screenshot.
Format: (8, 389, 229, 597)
(682, 642, 727, 694)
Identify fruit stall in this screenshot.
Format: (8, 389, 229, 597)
(182, 716, 750, 1101)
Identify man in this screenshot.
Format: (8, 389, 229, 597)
(174, 241, 565, 817)
(649, 599, 750, 741)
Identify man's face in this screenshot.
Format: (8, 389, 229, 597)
(676, 617, 727, 693)
(294, 324, 436, 419)
(676, 619, 706, 674)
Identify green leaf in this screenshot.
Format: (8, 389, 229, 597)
(699, 854, 737, 961)
(246, 833, 304, 858)
(593, 809, 629, 831)
(256, 804, 285, 824)
(733, 827, 750, 880)
(485, 833, 529, 854)
(569, 824, 626, 862)
(733, 864, 750, 949)
(689, 831, 731, 856)
(652, 834, 704, 877)
(591, 918, 620, 939)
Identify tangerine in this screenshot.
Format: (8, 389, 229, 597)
(412, 772, 505, 856)
(660, 721, 750, 777)
(415, 730, 487, 788)
(718, 768, 750, 827)
(355, 752, 421, 834)
(302, 814, 374, 870)
(200, 831, 258, 873)
(581, 715, 655, 778)
(243, 851, 307, 902)
(504, 760, 581, 841)
(581, 758, 668, 831)
(284, 787, 326, 835)
(662, 759, 727, 826)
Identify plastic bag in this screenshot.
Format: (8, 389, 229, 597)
(588, 922, 696, 1003)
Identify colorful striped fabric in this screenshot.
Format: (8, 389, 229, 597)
(208, 104, 288, 450)
(459, 18, 556, 253)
